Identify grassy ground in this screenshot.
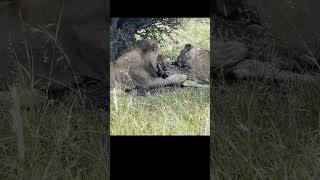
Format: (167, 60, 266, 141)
(211, 80, 320, 179)
(111, 87, 210, 135)
(160, 18, 210, 60)
(0, 88, 109, 179)
(111, 18, 210, 135)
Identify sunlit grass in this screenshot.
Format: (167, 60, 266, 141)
(160, 18, 210, 59)
(111, 87, 210, 135)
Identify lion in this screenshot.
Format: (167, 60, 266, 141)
(212, 41, 248, 70)
(211, 41, 248, 81)
(15, 0, 107, 82)
(110, 39, 188, 93)
(175, 42, 248, 83)
(175, 44, 210, 86)
(0, 0, 107, 107)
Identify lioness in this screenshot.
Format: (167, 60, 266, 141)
(110, 39, 188, 92)
(176, 44, 210, 83)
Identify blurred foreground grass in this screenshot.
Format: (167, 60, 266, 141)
(212, 80, 320, 179)
(0, 89, 109, 179)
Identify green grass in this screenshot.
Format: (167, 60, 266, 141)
(160, 18, 210, 59)
(111, 87, 209, 135)
(211, 80, 320, 179)
(0, 89, 109, 180)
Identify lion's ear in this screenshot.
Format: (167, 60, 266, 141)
(184, 44, 192, 50)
